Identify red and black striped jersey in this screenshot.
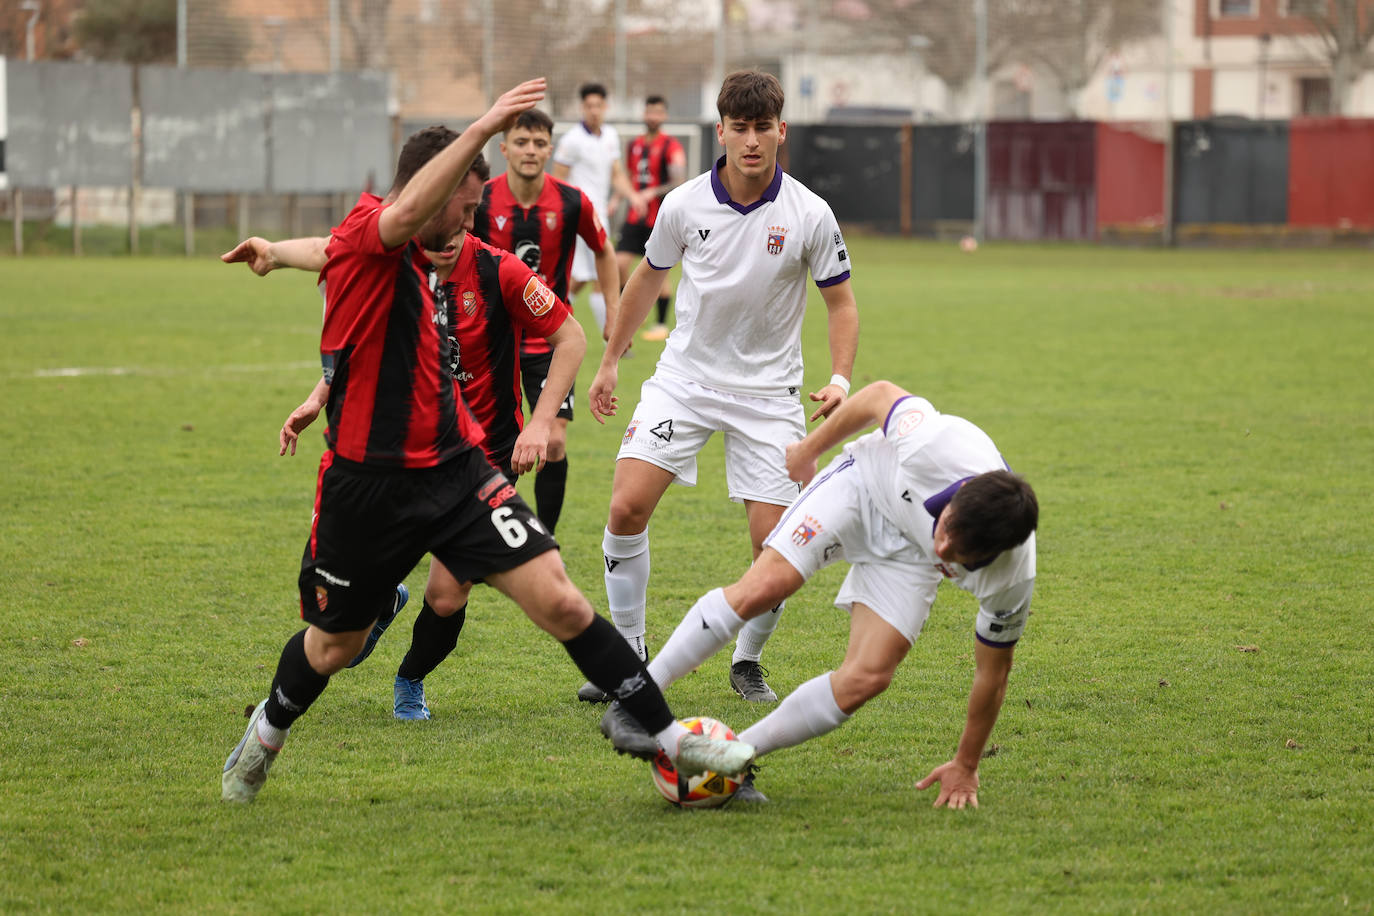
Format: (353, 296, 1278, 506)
(625, 132, 685, 228)
(317, 193, 484, 469)
(472, 173, 605, 357)
(439, 234, 571, 467)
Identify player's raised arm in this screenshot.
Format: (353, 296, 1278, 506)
(785, 380, 908, 487)
(379, 78, 545, 249)
(807, 278, 859, 422)
(915, 639, 1016, 809)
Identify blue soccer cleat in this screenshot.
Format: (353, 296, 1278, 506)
(393, 675, 431, 720)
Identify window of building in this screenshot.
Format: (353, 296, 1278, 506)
(1216, 0, 1257, 16)
(1298, 77, 1332, 116)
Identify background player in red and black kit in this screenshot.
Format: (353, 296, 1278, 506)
(472, 108, 619, 538)
(617, 95, 686, 343)
(219, 79, 754, 803)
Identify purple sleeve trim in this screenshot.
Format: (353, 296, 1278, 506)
(815, 271, 850, 289)
(975, 632, 1019, 649)
(644, 257, 671, 271)
(883, 395, 916, 434)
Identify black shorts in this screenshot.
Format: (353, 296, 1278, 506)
(616, 221, 653, 256)
(297, 448, 557, 633)
(520, 350, 575, 422)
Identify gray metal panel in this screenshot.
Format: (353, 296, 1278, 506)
(6, 60, 133, 187)
(270, 72, 392, 193)
(141, 66, 269, 191)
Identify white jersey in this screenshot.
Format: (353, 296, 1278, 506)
(553, 122, 621, 215)
(644, 157, 851, 398)
(847, 395, 1036, 644)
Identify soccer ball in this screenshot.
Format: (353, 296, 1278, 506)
(651, 716, 743, 808)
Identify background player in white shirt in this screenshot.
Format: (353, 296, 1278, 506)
(552, 82, 646, 336)
(600, 380, 1039, 808)
(586, 70, 860, 705)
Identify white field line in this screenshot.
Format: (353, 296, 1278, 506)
(24, 361, 319, 379)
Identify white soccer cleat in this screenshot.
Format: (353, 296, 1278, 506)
(221, 699, 282, 803)
(673, 733, 756, 779)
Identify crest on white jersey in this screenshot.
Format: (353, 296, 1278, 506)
(767, 226, 787, 255)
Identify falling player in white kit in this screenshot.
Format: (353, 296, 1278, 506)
(585, 70, 860, 706)
(600, 380, 1039, 808)
(553, 82, 646, 336)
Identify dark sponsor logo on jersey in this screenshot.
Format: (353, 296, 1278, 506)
(698, 228, 710, 241)
(767, 225, 787, 255)
(522, 276, 556, 316)
(989, 622, 1005, 633)
(477, 474, 509, 502)
(651, 419, 674, 442)
(823, 542, 842, 562)
(515, 238, 542, 273)
(901, 489, 912, 502)
(832, 231, 843, 247)
(838, 249, 848, 262)
(321, 352, 335, 385)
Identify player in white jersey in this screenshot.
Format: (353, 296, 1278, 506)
(585, 70, 860, 706)
(552, 82, 645, 335)
(600, 381, 1039, 808)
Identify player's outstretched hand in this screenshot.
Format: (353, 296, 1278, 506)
(279, 400, 322, 456)
(222, 237, 279, 276)
(477, 78, 547, 136)
(807, 384, 846, 422)
(784, 441, 817, 489)
(588, 365, 619, 424)
(915, 759, 980, 810)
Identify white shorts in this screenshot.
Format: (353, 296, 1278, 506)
(617, 373, 806, 506)
(571, 237, 597, 283)
(765, 452, 942, 645)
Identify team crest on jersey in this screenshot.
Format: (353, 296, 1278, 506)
(315, 586, 328, 612)
(545, 210, 558, 231)
(495, 215, 508, 230)
(896, 410, 925, 436)
(523, 276, 555, 316)
(462, 290, 477, 316)
(623, 420, 639, 443)
(767, 226, 787, 255)
(791, 515, 822, 546)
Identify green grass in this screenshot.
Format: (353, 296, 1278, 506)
(1, 241, 1371, 913)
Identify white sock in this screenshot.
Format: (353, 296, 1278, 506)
(603, 528, 649, 645)
(588, 291, 607, 334)
(646, 588, 746, 690)
(256, 716, 288, 750)
(732, 600, 785, 664)
(654, 719, 689, 757)
(737, 672, 850, 757)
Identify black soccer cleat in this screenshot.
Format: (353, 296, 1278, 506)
(729, 660, 778, 703)
(730, 765, 769, 805)
(599, 701, 659, 760)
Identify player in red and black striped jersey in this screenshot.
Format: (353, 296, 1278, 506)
(617, 95, 687, 343)
(472, 109, 620, 538)
(218, 81, 754, 803)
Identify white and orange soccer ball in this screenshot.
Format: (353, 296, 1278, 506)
(651, 716, 743, 808)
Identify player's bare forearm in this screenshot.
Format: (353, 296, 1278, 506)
(954, 640, 1014, 770)
(280, 377, 331, 456)
(796, 381, 908, 464)
(600, 259, 660, 367)
(381, 79, 545, 248)
(821, 279, 858, 383)
(262, 236, 328, 273)
(532, 317, 585, 431)
(593, 244, 622, 343)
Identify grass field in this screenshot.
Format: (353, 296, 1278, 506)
(2, 239, 1371, 913)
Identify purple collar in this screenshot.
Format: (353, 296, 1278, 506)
(710, 155, 783, 215)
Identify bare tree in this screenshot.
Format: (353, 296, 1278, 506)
(1290, 0, 1374, 114)
(342, 0, 391, 71)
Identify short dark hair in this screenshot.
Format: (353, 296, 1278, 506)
(946, 470, 1038, 560)
(579, 82, 608, 100)
(391, 125, 458, 192)
(390, 126, 488, 194)
(717, 70, 784, 122)
(645, 94, 667, 107)
(510, 109, 554, 137)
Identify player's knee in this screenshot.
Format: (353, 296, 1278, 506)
(832, 666, 892, 710)
(542, 586, 594, 636)
(426, 585, 470, 617)
(606, 492, 652, 534)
